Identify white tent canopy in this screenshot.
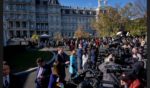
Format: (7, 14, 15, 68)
(116, 31, 122, 36)
(40, 34, 50, 38)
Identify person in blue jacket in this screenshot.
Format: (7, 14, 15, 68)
(90, 46, 96, 65)
(69, 50, 78, 79)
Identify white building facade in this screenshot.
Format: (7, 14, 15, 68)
(3, 0, 107, 46)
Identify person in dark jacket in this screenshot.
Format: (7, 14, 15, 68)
(90, 46, 96, 65)
(55, 47, 69, 84)
(35, 58, 50, 88)
(76, 44, 83, 72)
(3, 61, 21, 88)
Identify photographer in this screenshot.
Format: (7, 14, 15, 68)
(98, 53, 119, 87)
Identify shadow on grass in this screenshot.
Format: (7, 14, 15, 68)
(4, 45, 53, 73)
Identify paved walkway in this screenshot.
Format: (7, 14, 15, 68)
(16, 47, 57, 88)
(23, 71, 37, 88)
(17, 47, 71, 88)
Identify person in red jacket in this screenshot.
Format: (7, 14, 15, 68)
(95, 38, 100, 46)
(129, 79, 141, 88)
(120, 73, 143, 88)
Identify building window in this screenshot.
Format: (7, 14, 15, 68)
(45, 23, 48, 29)
(9, 21, 13, 28)
(41, 23, 44, 29)
(30, 31, 34, 36)
(51, 32, 53, 37)
(22, 22, 26, 28)
(43, 1, 47, 5)
(83, 11, 86, 14)
(16, 14, 21, 19)
(63, 10, 65, 14)
(9, 5, 13, 10)
(20, 5, 24, 10)
(36, 0, 40, 5)
(23, 31, 27, 37)
(37, 31, 40, 35)
(9, 31, 14, 38)
(46, 31, 48, 34)
(36, 23, 40, 29)
(6, 5, 9, 10)
(16, 22, 20, 28)
(23, 14, 26, 19)
(16, 31, 21, 37)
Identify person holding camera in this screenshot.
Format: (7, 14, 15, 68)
(98, 53, 119, 88)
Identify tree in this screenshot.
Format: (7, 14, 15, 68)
(91, 7, 121, 37)
(31, 32, 39, 43)
(74, 25, 90, 38)
(120, 1, 147, 35)
(92, 2, 147, 37)
(132, 0, 147, 35)
(134, 0, 147, 18)
(83, 31, 90, 38)
(53, 32, 62, 41)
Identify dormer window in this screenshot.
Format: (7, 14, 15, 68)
(48, 0, 60, 5)
(76, 10, 78, 14)
(70, 10, 72, 14)
(90, 11, 92, 15)
(83, 10, 86, 14)
(43, 1, 47, 5)
(36, 0, 40, 5)
(80, 10, 83, 15)
(63, 10, 65, 14)
(87, 11, 90, 15)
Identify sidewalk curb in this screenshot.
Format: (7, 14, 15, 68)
(15, 50, 56, 75)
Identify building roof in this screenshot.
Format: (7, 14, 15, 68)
(48, 0, 60, 5)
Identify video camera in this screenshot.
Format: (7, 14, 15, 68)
(105, 65, 132, 73)
(109, 42, 120, 48)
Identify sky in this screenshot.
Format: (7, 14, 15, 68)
(59, 0, 135, 8)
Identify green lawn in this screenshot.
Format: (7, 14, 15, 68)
(7, 50, 53, 73)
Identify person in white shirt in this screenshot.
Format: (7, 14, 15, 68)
(140, 38, 145, 47)
(82, 50, 89, 70)
(132, 47, 142, 61)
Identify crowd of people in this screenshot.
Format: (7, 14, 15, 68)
(3, 33, 147, 88)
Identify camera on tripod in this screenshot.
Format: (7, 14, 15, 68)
(105, 65, 132, 73)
